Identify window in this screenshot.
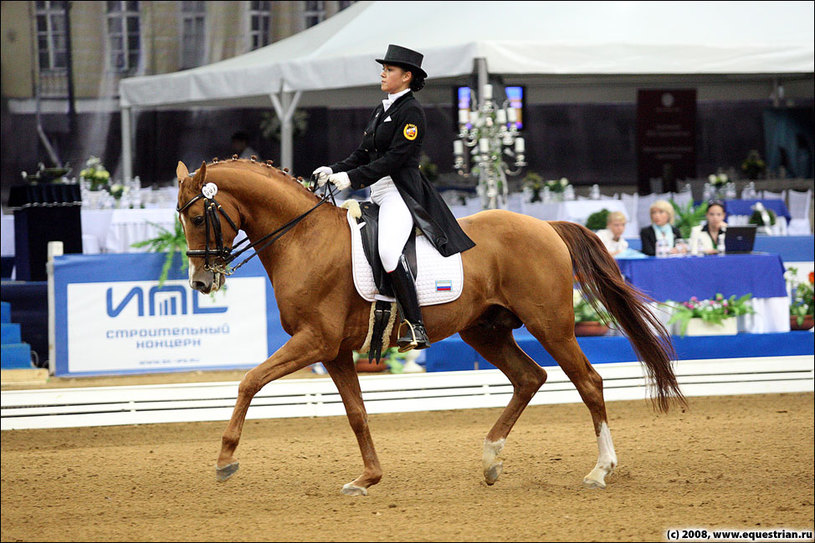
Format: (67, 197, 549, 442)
(35, 1, 68, 71)
(181, 1, 206, 69)
(303, 0, 325, 28)
(106, 1, 141, 74)
(249, 1, 271, 50)
(338, 1, 356, 11)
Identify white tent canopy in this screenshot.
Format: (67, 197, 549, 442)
(118, 1, 814, 176)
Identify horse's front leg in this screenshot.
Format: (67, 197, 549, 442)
(216, 331, 329, 481)
(323, 350, 382, 496)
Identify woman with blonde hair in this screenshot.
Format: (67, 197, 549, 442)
(640, 199, 682, 256)
(596, 210, 629, 256)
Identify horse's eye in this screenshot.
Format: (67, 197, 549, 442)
(192, 216, 204, 226)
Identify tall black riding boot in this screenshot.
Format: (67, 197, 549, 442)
(388, 255, 430, 352)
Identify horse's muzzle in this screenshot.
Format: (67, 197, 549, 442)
(189, 263, 225, 294)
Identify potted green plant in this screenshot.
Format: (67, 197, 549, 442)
(666, 293, 754, 337)
(573, 289, 612, 336)
(353, 347, 410, 373)
(130, 219, 189, 287)
(785, 267, 814, 330)
(585, 209, 610, 232)
(671, 199, 708, 239)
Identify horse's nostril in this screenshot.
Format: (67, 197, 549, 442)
(192, 280, 208, 292)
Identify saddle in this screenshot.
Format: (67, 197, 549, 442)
(343, 200, 463, 364)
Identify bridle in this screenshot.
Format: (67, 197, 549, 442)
(177, 177, 336, 276)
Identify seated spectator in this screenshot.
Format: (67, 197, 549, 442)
(689, 200, 728, 254)
(596, 211, 629, 256)
(640, 199, 682, 256)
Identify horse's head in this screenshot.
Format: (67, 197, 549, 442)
(176, 160, 241, 294)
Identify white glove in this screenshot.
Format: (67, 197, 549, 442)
(312, 166, 332, 186)
(328, 172, 351, 190)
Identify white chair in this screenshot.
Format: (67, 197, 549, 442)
(672, 191, 693, 207)
(761, 190, 786, 200)
(620, 193, 639, 237)
(787, 189, 813, 235)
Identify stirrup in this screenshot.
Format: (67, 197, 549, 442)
(397, 320, 430, 353)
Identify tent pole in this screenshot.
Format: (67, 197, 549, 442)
(269, 89, 302, 172)
(476, 57, 488, 99)
(121, 106, 133, 182)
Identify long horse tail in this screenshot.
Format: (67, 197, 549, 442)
(549, 221, 687, 413)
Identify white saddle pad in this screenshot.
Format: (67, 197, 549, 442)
(346, 211, 463, 306)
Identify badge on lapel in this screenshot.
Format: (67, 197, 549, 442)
(403, 123, 418, 141)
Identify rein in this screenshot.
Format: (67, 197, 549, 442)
(177, 176, 337, 276)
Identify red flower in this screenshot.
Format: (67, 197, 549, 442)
(809, 271, 814, 284)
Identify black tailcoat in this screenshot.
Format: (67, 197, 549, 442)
(330, 92, 475, 257)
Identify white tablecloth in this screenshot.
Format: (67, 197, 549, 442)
(448, 198, 628, 226)
(1, 208, 178, 256)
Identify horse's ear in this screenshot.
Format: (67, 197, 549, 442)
(176, 161, 189, 181)
(190, 161, 207, 190)
(176, 161, 189, 183)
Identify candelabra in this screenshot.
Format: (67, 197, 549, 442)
(453, 84, 526, 210)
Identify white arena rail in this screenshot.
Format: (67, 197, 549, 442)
(2, 356, 813, 430)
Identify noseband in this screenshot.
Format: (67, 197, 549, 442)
(177, 180, 334, 276)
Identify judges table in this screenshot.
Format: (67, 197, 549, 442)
(616, 253, 790, 334)
(1, 208, 178, 256)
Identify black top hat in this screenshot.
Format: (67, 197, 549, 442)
(375, 44, 427, 79)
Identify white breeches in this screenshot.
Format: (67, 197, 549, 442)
(370, 176, 414, 272)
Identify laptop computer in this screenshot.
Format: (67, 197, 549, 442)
(724, 225, 757, 254)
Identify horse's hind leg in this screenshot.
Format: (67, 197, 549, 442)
(459, 324, 548, 485)
(323, 350, 383, 496)
(538, 334, 618, 489)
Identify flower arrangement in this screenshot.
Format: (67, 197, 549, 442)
(79, 156, 111, 191)
(667, 293, 754, 336)
(707, 172, 728, 188)
(749, 207, 776, 226)
(545, 177, 570, 194)
(785, 267, 814, 327)
(522, 172, 544, 202)
(741, 150, 766, 180)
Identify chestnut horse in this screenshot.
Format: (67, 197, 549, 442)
(175, 158, 685, 495)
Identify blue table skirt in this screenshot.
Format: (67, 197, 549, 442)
(424, 331, 814, 372)
(724, 199, 791, 222)
(616, 253, 788, 301)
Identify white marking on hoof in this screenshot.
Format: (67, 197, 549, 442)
(484, 462, 503, 485)
(215, 462, 239, 481)
(583, 421, 617, 489)
(583, 468, 608, 489)
(482, 438, 506, 484)
(341, 482, 368, 496)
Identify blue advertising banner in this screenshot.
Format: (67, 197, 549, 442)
(52, 253, 287, 376)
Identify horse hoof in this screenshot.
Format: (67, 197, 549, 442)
(215, 462, 239, 482)
(341, 483, 368, 496)
(582, 476, 606, 489)
(484, 462, 503, 485)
